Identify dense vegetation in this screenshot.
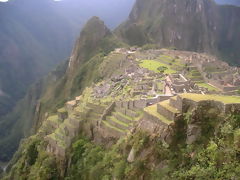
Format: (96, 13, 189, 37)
(4, 112, 239, 180)
(0, 0, 132, 161)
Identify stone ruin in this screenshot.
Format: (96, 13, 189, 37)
(143, 94, 240, 145)
(41, 48, 240, 158)
(165, 74, 204, 94)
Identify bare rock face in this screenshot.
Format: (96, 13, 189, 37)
(68, 16, 111, 73)
(117, 0, 240, 64)
(186, 124, 202, 144)
(127, 147, 135, 163)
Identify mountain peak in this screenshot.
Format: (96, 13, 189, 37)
(68, 16, 111, 71)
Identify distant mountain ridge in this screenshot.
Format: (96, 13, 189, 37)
(116, 0, 240, 65)
(0, 0, 134, 118)
(0, 0, 134, 161)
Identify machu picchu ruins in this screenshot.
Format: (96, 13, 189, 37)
(3, 0, 240, 179)
(34, 47, 240, 158)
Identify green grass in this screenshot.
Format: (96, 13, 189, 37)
(102, 121, 126, 133)
(159, 100, 179, 113)
(196, 83, 221, 92)
(116, 112, 133, 121)
(139, 60, 177, 74)
(109, 117, 129, 127)
(180, 93, 240, 104)
(144, 104, 172, 125)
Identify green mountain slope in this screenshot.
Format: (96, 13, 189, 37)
(0, 0, 134, 117)
(0, 0, 134, 161)
(0, 17, 125, 161)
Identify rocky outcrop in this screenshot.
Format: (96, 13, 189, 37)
(68, 16, 111, 73)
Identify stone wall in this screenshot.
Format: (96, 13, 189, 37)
(169, 96, 182, 111)
(172, 84, 189, 93)
(157, 104, 179, 121)
(181, 98, 198, 113)
(126, 109, 138, 117)
(222, 86, 240, 92)
(100, 123, 125, 138)
(87, 103, 106, 114)
(113, 112, 132, 124)
(100, 102, 115, 124)
(116, 96, 172, 111)
(134, 99, 147, 109)
(143, 111, 168, 126)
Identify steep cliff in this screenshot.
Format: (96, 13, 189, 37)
(116, 0, 240, 64)
(0, 17, 124, 161)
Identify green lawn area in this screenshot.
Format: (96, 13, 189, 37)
(158, 55, 185, 67)
(180, 93, 240, 104)
(196, 83, 221, 92)
(139, 60, 177, 74)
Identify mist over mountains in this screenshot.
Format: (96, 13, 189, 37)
(0, 0, 134, 117)
(0, 0, 134, 161)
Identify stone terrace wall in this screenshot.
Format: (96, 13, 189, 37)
(143, 111, 168, 126)
(100, 102, 115, 125)
(181, 98, 198, 113)
(116, 95, 172, 110)
(223, 86, 240, 92)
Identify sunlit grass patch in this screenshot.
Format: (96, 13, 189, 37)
(139, 60, 177, 74)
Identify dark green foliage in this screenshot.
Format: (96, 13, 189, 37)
(113, 160, 127, 179)
(157, 66, 167, 73)
(3, 137, 60, 180)
(26, 141, 39, 166)
(71, 53, 105, 96)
